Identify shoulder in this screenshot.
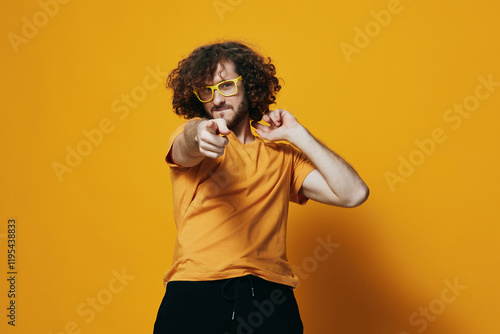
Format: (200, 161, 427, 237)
(257, 137, 302, 156)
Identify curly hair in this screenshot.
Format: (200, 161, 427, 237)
(167, 41, 281, 122)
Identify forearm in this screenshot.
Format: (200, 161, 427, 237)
(169, 117, 231, 167)
(170, 119, 205, 167)
(251, 108, 368, 207)
(289, 126, 369, 207)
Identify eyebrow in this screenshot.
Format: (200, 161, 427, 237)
(204, 77, 239, 87)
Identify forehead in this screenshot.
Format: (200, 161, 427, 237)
(206, 61, 238, 85)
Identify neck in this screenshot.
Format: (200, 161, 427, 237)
(232, 114, 255, 144)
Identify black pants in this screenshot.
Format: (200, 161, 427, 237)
(153, 275, 303, 334)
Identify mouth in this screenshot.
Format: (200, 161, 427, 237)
(212, 107, 232, 117)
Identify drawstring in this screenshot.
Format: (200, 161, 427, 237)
(221, 275, 255, 320)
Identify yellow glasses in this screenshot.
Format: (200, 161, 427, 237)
(193, 76, 242, 103)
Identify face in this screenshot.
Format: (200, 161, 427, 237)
(202, 61, 248, 130)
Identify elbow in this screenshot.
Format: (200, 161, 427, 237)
(343, 184, 369, 208)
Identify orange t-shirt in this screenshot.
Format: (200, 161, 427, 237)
(163, 121, 316, 287)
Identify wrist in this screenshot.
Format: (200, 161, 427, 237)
(286, 124, 309, 147)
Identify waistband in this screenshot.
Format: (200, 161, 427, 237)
(221, 274, 256, 320)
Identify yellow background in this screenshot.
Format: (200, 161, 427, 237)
(1, 0, 499, 333)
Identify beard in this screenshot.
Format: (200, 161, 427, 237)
(209, 96, 249, 130)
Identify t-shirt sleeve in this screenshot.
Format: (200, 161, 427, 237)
(289, 146, 317, 205)
(165, 121, 189, 168)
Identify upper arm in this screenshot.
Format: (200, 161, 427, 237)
(300, 169, 348, 207)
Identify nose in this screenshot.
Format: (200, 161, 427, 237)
(212, 89, 225, 106)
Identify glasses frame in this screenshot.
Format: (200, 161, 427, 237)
(193, 76, 243, 103)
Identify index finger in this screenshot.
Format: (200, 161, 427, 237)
(213, 118, 231, 136)
(266, 110, 282, 127)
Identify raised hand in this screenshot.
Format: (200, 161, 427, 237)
(251, 109, 303, 143)
(195, 119, 231, 159)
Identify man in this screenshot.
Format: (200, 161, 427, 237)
(153, 41, 369, 334)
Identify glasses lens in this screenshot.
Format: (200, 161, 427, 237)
(218, 80, 237, 96)
(197, 87, 213, 102)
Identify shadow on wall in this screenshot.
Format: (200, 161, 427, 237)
(287, 203, 468, 334)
